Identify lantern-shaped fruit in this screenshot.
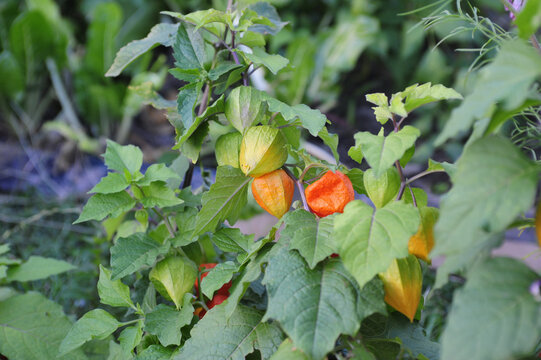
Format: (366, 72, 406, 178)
(408, 207, 438, 262)
(215, 132, 242, 168)
(305, 170, 354, 217)
(239, 126, 287, 177)
(251, 169, 294, 218)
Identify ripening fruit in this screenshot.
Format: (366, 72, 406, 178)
(239, 126, 288, 177)
(535, 202, 541, 247)
(305, 170, 355, 217)
(215, 132, 242, 168)
(225, 86, 267, 133)
(379, 255, 422, 322)
(408, 207, 438, 263)
(251, 169, 294, 218)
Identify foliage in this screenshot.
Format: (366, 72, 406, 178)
(2, 1, 541, 359)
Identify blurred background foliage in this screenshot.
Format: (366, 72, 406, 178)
(0, 0, 529, 321)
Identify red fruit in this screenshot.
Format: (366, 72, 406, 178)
(194, 263, 232, 296)
(207, 293, 229, 309)
(305, 170, 355, 217)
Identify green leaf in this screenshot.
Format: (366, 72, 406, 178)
(389, 93, 407, 117)
(139, 182, 184, 208)
(208, 62, 243, 81)
(440, 258, 541, 360)
(366, 93, 388, 107)
(225, 86, 267, 133)
(118, 322, 143, 355)
(263, 96, 327, 137)
(386, 314, 440, 359)
(0, 292, 86, 360)
(74, 191, 136, 224)
(110, 233, 170, 280)
(173, 22, 205, 70)
(89, 172, 129, 194)
(317, 126, 339, 163)
(136, 345, 174, 360)
(201, 261, 237, 298)
(177, 304, 283, 359)
(136, 164, 180, 187)
(97, 265, 134, 309)
(334, 200, 419, 288)
(145, 295, 193, 347)
(247, 2, 287, 35)
(59, 309, 120, 356)
(149, 256, 197, 309)
(263, 247, 362, 360)
(104, 140, 143, 175)
(241, 47, 289, 75)
(281, 210, 337, 269)
(181, 121, 209, 163)
(0, 51, 24, 97)
(6, 256, 75, 282)
(84, 3, 122, 76)
(172, 208, 198, 247)
(436, 40, 541, 145)
(192, 166, 251, 236)
(177, 82, 203, 131)
(353, 126, 420, 177)
(346, 168, 365, 195)
(515, 0, 541, 39)
(175, 94, 225, 148)
(211, 227, 254, 253)
(432, 136, 538, 258)
(400, 82, 462, 113)
(270, 339, 310, 360)
(106, 23, 178, 77)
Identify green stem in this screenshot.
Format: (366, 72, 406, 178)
(152, 207, 176, 238)
(405, 170, 444, 185)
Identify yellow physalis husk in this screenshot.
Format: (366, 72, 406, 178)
(408, 207, 438, 263)
(215, 132, 242, 168)
(239, 125, 287, 177)
(379, 255, 422, 322)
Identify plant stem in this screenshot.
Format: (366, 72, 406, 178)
(152, 207, 176, 238)
(395, 160, 407, 200)
(530, 35, 541, 57)
(405, 169, 444, 185)
(282, 166, 311, 212)
(407, 185, 418, 207)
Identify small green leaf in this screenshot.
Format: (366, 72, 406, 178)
(208, 62, 243, 81)
(181, 121, 209, 163)
(247, 2, 287, 35)
(177, 304, 283, 359)
(366, 93, 388, 107)
(97, 265, 134, 308)
(241, 47, 289, 75)
(441, 258, 541, 360)
(106, 23, 178, 77)
(59, 309, 120, 356)
(192, 166, 251, 236)
(281, 210, 337, 269)
(353, 126, 420, 177)
(136, 164, 180, 186)
(149, 256, 197, 309)
(118, 322, 143, 355)
(386, 314, 440, 359)
(104, 140, 143, 175)
(6, 256, 75, 282)
(211, 227, 254, 253)
(201, 261, 237, 298)
(136, 345, 174, 359)
(139, 182, 184, 208)
(177, 82, 203, 131)
(0, 51, 24, 98)
(89, 172, 129, 194)
(145, 295, 193, 347)
(317, 126, 339, 163)
(334, 200, 419, 288)
(389, 93, 407, 117)
(400, 82, 462, 113)
(110, 233, 170, 280)
(173, 22, 205, 70)
(263, 95, 327, 137)
(74, 192, 136, 224)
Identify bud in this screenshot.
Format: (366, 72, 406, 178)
(215, 132, 242, 168)
(408, 207, 438, 262)
(225, 86, 267, 133)
(149, 256, 197, 309)
(379, 255, 422, 322)
(252, 169, 294, 218)
(239, 126, 288, 177)
(363, 167, 401, 208)
(305, 170, 355, 217)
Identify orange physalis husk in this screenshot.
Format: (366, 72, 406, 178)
(251, 169, 294, 218)
(379, 255, 422, 322)
(304, 170, 354, 218)
(535, 201, 541, 247)
(408, 207, 438, 263)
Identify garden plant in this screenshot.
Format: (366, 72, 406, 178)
(0, 0, 540, 359)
